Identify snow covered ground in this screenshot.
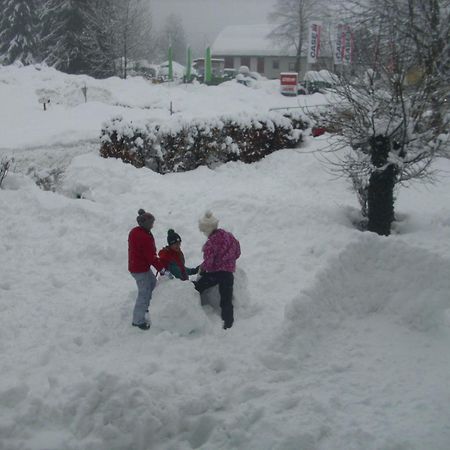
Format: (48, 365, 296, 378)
(1, 65, 450, 450)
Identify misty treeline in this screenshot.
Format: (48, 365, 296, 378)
(268, 0, 327, 74)
(0, 0, 187, 78)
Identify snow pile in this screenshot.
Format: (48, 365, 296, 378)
(0, 64, 322, 152)
(282, 234, 450, 357)
(158, 60, 186, 80)
(150, 267, 252, 336)
(1, 64, 450, 450)
(304, 70, 339, 84)
(150, 277, 209, 335)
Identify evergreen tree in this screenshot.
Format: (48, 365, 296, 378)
(0, 0, 38, 65)
(81, 0, 119, 78)
(40, 0, 91, 74)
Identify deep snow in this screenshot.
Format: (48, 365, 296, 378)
(1, 65, 450, 450)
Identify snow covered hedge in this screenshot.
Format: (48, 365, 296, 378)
(99, 111, 308, 173)
(0, 157, 12, 188)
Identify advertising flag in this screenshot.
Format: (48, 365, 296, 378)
(205, 47, 212, 84)
(185, 46, 192, 81)
(342, 26, 354, 65)
(307, 21, 322, 64)
(334, 25, 354, 65)
(168, 46, 173, 81)
(334, 24, 345, 65)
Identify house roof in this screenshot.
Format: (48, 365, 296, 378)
(212, 24, 297, 57)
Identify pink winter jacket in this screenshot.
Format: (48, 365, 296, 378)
(201, 229, 241, 273)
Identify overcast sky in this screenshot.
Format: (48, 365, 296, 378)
(150, 0, 276, 52)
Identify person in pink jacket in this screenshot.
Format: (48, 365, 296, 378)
(194, 211, 241, 329)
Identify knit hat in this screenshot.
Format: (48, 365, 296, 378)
(136, 208, 155, 230)
(167, 229, 181, 246)
(198, 210, 219, 236)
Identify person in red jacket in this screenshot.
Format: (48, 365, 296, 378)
(158, 229, 199, 280)
(128, 209, 164, 330)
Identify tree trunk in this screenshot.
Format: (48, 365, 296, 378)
(295, 33, 303, 74)
(367, 135, 397, 236)
(367, 165, 397, 236)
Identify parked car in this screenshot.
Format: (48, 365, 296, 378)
(293, 70, 339, 95)
(236, 66, 260, 87)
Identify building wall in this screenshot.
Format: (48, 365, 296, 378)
(215, 54, 333, 80)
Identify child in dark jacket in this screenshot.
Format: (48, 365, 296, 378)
(158, 229, 199, 280)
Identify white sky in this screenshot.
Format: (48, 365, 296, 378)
(150, 0, 276, 52)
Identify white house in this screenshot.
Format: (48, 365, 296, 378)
(212, 24, 333, 80)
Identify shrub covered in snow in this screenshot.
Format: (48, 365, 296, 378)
(0, 157, 13, 188)
(100, 111, 308, 173)
(99, 116, 155, 169)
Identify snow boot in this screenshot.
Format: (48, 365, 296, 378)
(132, 322, 150, 330)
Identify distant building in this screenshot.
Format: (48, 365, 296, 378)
(212, 24, 333, 80)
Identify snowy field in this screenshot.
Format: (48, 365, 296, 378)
(1, 65, 450, 450)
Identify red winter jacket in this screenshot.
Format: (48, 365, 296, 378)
(159, 247, 189, 280)
(128, 226, 164, 273)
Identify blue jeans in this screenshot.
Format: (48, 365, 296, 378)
(131, 270, 157, 325)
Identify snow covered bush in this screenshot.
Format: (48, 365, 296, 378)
(100, 111, 308, 173)
(0, 157, 12, 188)
(100, 116, 159, 170)
(222, 112, 305, 164)
(158, 117, 227, 172)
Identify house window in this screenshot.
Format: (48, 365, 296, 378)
(240, 56, 250, 68)
(257, 57, 265, 74)
(272, 59, 280, 70)
(224, 56, 234, 68)
(289, 62, 296, 71)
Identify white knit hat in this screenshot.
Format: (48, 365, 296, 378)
(198, 210, 219, 236)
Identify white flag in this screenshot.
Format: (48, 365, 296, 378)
(307, 21, 322, 64)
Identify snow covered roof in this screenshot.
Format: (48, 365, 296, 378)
(212, 24, 297, 57)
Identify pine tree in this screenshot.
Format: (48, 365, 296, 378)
(40, 0, 91, 74)
(0, 0, 38, 65)
(81, 0, 119, 78)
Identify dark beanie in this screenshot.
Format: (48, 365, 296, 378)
(136, 209, 155, 229)
(167, 229, 181, 245)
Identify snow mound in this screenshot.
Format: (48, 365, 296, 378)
(281, 234, 450, 353)
(150, 267, 252, 335)
(1, 171, 37, 190)
(150, 277, 209, 335)
(61, 153, 144, 200)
